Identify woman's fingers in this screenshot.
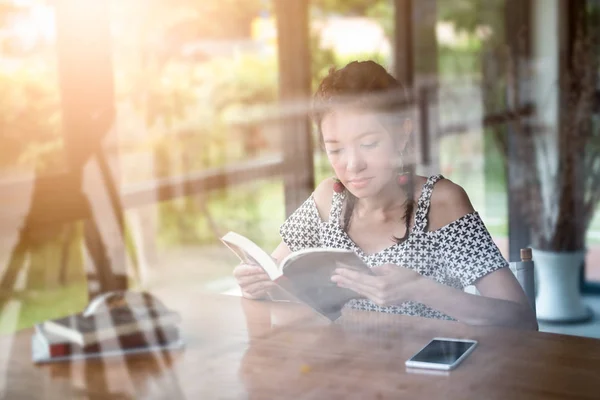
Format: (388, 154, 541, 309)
(334, 268, 380, 285)
(370, 264, 397, 275)
(233, 263, 275, 299)
(334, 275, 381, 300)
(233, 264, 265, 278)
(237, 272, 272, 287)
(244, 280, 276, 298)
(234, 264, 271, 285)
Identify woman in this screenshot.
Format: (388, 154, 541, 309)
(234, 60, 538, 330)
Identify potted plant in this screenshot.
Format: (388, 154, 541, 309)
(485, 25, 600, 322)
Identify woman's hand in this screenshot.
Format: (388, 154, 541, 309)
(233, 263, 276, 300)
(331, 263, 422, 306)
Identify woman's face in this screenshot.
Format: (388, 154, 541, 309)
(321, 107, 407, 198)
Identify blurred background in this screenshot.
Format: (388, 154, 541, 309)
(1, 0, 599, 336)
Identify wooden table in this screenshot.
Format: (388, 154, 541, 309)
(2, 291, 600, 399)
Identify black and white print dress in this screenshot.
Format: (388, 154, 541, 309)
(279, 174, 508, 321)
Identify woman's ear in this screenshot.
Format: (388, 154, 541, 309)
(395, 118, 412, 153)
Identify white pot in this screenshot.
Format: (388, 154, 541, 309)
(532, 248, 591, 323)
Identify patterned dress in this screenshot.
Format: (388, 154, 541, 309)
(279, 174, 508, 320)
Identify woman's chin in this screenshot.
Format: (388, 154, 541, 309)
(347, 187, 375, 198)
(347, 181, 395, 199)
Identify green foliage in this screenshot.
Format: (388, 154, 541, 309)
(0, 66, 63, 172)
(365, 0, 394, 40)
(157, 180, 284, 250)
(144, 54, 280, 247)
(174, 0, 263, 39)
(111, 0, 282, 248)
(207, 55, 278, 116)
(311, 32, 337, 90)
(438, 45, 482, 78)
(142, 66, 199, 130)
(112, 0, 263, 44)
(312, 0, 386, 16)
(212, 180, 284, 249)
(438, 0, 505, 37)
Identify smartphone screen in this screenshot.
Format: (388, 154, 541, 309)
(406, 338, 477, 370)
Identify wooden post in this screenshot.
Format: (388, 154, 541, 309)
(393, 0, 414, 86)
(273, 0, 314, 217)
(412, 0, 439, 175)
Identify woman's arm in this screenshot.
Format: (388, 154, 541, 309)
(413, 269, 538, 330)
(333, 265, 538, 330)
(424, 178, 537, 329)
(271, 241, 292, 264)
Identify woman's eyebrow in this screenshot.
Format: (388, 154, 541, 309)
(324, 131, 381, 144)
(357, 131, 381, 139)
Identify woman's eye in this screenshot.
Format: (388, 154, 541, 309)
(327, 148, 343, 155)
(361, 141, 379, 149)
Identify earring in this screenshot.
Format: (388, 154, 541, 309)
(332, 177, 345, 193)
(397, 172, 409, 186)
(395, 151, 409, 186)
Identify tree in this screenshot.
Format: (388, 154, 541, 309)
(312, 0, 385, 16)
(438, 0, 505, 38)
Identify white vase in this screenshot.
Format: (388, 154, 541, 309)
(532, 248, 592, 323)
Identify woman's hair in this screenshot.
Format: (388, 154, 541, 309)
(312, 60, 415, 244)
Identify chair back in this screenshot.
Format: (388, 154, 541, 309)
(509, 248, 536, 317)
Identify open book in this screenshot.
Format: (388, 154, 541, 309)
(221, 231, 373, 321)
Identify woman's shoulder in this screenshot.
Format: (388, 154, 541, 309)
(312, 177, 337, 221)
(427, 177, 475, 231)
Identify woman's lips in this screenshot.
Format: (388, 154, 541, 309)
(347, 178, 372, 189)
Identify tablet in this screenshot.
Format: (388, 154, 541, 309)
(405, 338, 478, 371)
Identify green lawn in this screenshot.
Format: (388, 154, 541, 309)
(0, 281, 88, 334)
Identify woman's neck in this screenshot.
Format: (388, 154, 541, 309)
(355, 181, 408, 221)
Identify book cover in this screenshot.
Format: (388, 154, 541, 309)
(33, 324, 180, 360)
(32, 330, 184, 364)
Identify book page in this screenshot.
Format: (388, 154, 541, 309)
(221, 232, 280, 280)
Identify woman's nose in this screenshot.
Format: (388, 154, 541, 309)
(346, 148, 366, 172)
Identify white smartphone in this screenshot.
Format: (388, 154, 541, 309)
(405, 337, 478, 371)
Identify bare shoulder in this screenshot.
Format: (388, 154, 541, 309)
(427, 178, 475, 231)
(312, 177, 336, 221)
